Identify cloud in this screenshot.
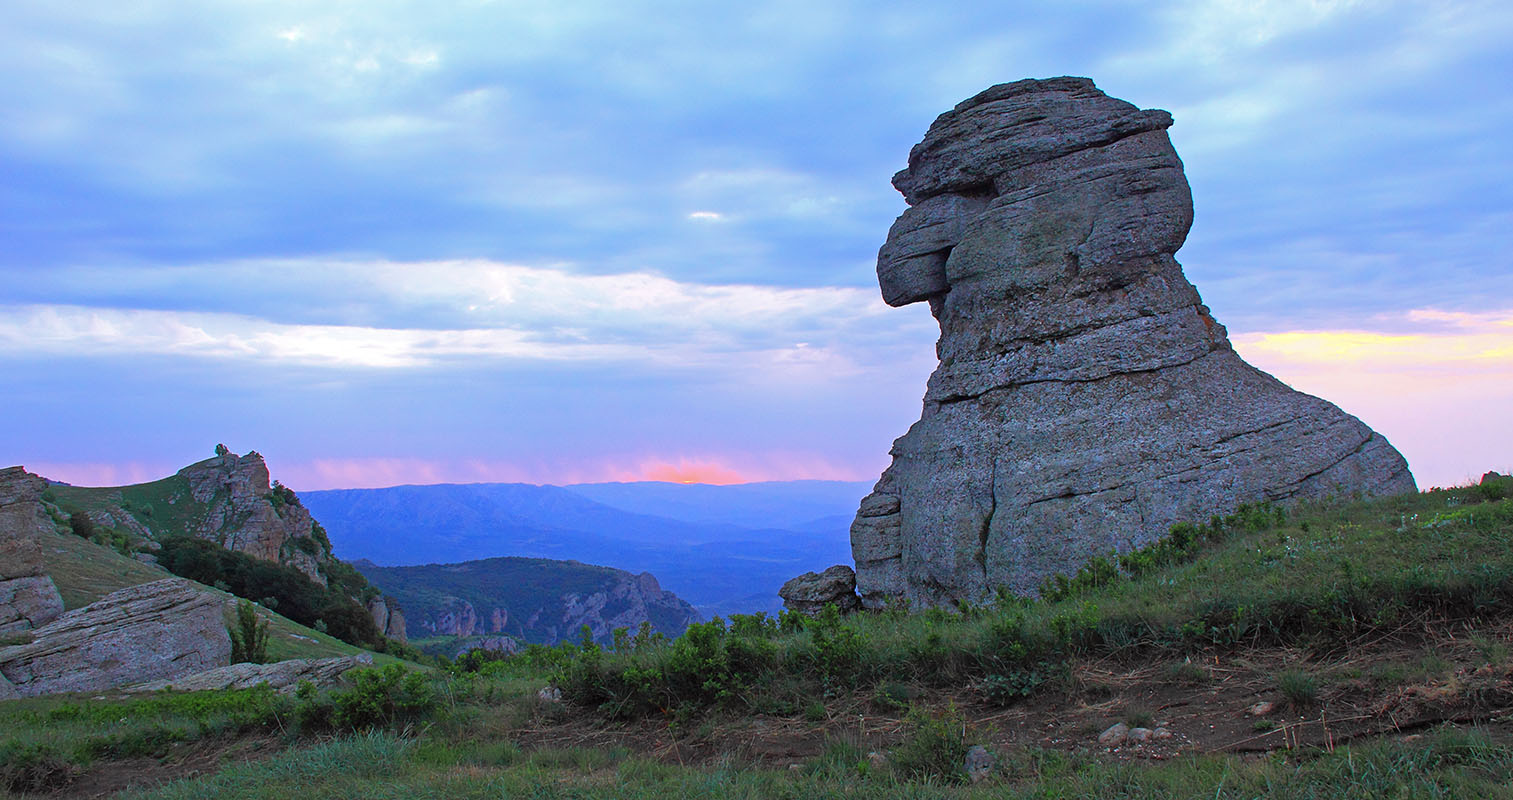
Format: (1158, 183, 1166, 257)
(0, 259, 936, 376)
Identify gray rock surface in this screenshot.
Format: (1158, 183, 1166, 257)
(964, 744, 996, 783)
(0, 467, 64, 634)
(851, 77, 1416, 608)
(125, 654, 372, 694)
(365, 595, 408, 643)
(779, 565, 860, 615)
(0, 578, 230, 696)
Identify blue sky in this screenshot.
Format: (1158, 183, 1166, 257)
(2, 0, 1509, 489)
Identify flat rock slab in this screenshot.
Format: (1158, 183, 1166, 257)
(125, 654, 373, 694)
(851, 77, 1414, 608)
(0, 578, 230, 697)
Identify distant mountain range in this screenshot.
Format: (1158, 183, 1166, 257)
(301, 480, 871, 617)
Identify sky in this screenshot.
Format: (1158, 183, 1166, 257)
(2, 0, 1509, 491)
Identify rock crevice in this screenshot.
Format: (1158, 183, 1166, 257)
(851, 77, 1415, 608)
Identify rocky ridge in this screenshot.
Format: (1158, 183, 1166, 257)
(358, 557, 700, 646)
(851, 77, 1415, 608)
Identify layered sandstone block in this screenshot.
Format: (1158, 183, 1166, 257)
(852, 78, 1414, 608)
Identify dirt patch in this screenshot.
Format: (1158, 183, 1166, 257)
(45, 734, 283, 799)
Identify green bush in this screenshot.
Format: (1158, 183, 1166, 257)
(296, 665, 436, 732)
(229, 600, 270, 664)
(890, 704, 968, 783)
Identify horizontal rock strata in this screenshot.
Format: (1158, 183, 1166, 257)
(126, 654, 373, 694)
(0, 578, 230, 696)
(852, 77, 1415, 608)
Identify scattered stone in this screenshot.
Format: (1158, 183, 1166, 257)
(867, 751, 888, 769)
(1153, 728, 1174, 740)
(779, 565, 860, 615)
(0, 578, 230, 697)
(537, 686, 562, 703)
(1247, 701, 1277, 717)
(1128, 727, 1154, 743)
(125, 654, 372, 694)
(964, 744, 995, 783)
(1098, 722, 1130, 747)
(849, 77, 1415, 608)
(134, 553, 160, 565)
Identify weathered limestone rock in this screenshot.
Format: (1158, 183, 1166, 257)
(365, 595, 408, 643)
(178, 448, 329, 585)
(0, 467, 64, 633)
(0, 578, 230, 696)
(852, 77, 1415, 608)
(779, 565, 861, 615)
(125, 654, 372, 694)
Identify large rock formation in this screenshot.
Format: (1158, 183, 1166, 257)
(851, 77, 1415, 608)
(177, 448, 330, 585)
(0, 467, 64, 634)
(0, 578, 229, 697)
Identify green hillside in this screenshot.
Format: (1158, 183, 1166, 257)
(32, 521, 408, 665)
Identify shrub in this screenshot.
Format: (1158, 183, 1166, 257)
(1277, 668, 1319, 707)
(296, 665, 436, 732)
(890, 704, 969, 783)
(981, 668, 1046, 704)
(229, 600, 270, 664)
(0, 743, 74, 794)
(67, 512, 95, 539)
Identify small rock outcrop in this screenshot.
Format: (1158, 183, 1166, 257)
(365, 595, 408, 643)
(779, 565, 860, 615)
(455, 636, 524, 659)
(0, 467, 64, 635)
(851, 77, 1416, 608)
(0, 578, 229, 697)
(125, 654, 373, 694)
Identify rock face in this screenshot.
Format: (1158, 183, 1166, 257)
(365, 595, 408, 643)
(779, 565, 861, 615)
(125, 654, 373, 694)
(852, 77, 1415, 608)
(0, 467, 65, 634)
(0, 578, 230, 696)
(178, 449, 330, 585)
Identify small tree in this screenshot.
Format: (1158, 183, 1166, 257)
(229, 600, 270, 664)
(67, 512, 96, 539)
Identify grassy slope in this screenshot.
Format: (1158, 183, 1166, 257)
(48, 467, 209, 539)
(35, 524, 405, 665)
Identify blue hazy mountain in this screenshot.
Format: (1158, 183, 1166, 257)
(300, 480, 870, 617)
